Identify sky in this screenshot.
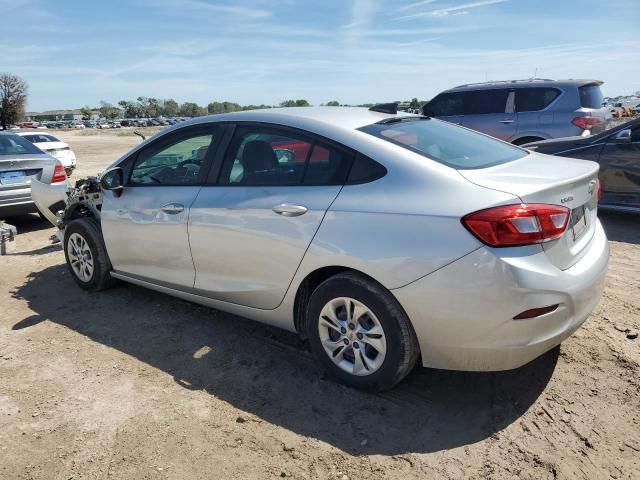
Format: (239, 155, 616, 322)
(1, 0, 638, 112)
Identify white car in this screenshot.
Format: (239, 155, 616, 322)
(16, 132, 77, 174)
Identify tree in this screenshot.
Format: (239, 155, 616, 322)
(295, 99, 310, 107)
(80, 106, 93, 120)
(409, 97, 419, 108)
(280, 100, 296, 107)
(0, 73, 28, 129)
(207, 101, 241, 114)
(180, 102, 205, 117)
(161, 99, 179, 117)
(326, 101, 340, 106)
(99, 101, 119, 120)
(136, 96, 151, 117)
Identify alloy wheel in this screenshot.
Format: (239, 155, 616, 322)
(317, 297, 387, 376)
(67, 233, 94, 282)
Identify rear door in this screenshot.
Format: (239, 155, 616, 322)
(423, 92, 464, 126)
(514, 87, 561, 140)
(101, 125, 218, 288)
(189, 123, 353, 309)
(461, 89, 516, 141)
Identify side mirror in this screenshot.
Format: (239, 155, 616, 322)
(100, 167, 124, 197)
(615, 129, 632, 145)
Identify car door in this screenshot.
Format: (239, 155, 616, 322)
(598, 124, 640, 208)
(423, 92, 464, 125)
(514, 87, 561, 140)
(101, 125, 219, 288)
(461, 89, 516, 141)
(188, 123, 353, 310)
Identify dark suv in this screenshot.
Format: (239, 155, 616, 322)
(423, 79, 611, 145)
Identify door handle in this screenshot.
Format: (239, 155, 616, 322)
(499, 119, 514, 124)
(160, 203, 184, 214)
(272, 204, 308, 217)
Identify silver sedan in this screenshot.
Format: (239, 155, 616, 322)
(1, 132, 67, 217)
(32, 106, 609, 390)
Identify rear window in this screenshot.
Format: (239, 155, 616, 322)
(579, 84, 604, 109)
(359, 118, 527, 170)
(515, 88, 561, 112)
(0, 135, 43, 155)
(23, 134, 59, 143)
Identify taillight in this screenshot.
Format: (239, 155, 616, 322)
(596, 178, 603, 203)
(571, 116, 603, 130)
(51, 163, 67, 183)
(462, 204, 570, 247)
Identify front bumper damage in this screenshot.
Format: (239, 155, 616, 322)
(31, 176, 103, 239)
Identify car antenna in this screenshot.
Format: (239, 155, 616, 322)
(369, 102, 399, 114)
(133, 130, 146, 142)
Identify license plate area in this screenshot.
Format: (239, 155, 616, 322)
(569, 205, 587, 241)
(0, 171, 28, 185)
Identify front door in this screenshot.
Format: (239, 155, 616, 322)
(598, 125, 640, 209)
(189, 124, 353, 309)
(101, 126, 218, 288)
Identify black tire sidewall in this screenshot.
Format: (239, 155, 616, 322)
(63, 219, 111, 291)
(306, 274, 412, 391)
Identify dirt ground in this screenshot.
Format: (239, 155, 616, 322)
(1, 129, 639, 480)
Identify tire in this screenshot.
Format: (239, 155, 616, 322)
(63, 218, 116, 291)
(306, 272, 420, 391)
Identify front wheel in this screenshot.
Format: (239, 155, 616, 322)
(63, 218, 116, 291)
(306, 272, 420, 391)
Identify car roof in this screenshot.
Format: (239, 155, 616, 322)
(183, 107, 418, 132)
(445, 78, 603, 92)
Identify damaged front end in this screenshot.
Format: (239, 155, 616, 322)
(31, 176, 103, 241)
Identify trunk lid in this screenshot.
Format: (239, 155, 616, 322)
(0, 154, 54, 186)
(459, 151, 600, 270)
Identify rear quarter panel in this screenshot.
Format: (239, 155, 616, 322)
(295, 148, 520, 289)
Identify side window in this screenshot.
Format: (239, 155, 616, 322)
(631, 127, 640, 142)
(346, 154, 387, 184)
(463, 90, 509, 115)
(129, 129, 215, 185)
(424, 93, 464, 116)
(220, 127, 312, 186)
(515, 88, 561, 112)
(302, 144, 352, 185)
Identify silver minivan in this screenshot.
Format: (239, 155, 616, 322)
(423, 79, 611, 145)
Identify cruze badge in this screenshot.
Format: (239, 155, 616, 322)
(588, 180, 597, 195)
(561, 196, 574, 203)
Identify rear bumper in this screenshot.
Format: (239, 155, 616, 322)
(0, 187, 38, 216)
(393, 220, 609, 371)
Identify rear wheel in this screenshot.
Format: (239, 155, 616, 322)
(306, 272, 419, 391)
(63, 218, 116, 291)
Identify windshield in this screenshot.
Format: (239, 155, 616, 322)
(359, 118, 527, 169)
(0, 134, 44, 155)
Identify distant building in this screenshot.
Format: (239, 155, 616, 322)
(24, 109, 101, 122)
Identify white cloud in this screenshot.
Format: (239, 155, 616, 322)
(396, 0, 509, 20)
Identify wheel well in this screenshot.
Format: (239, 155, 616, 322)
(512, 136, 545, 146)
(63, 203, 97, 226)
(293, 266, 381, 338)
